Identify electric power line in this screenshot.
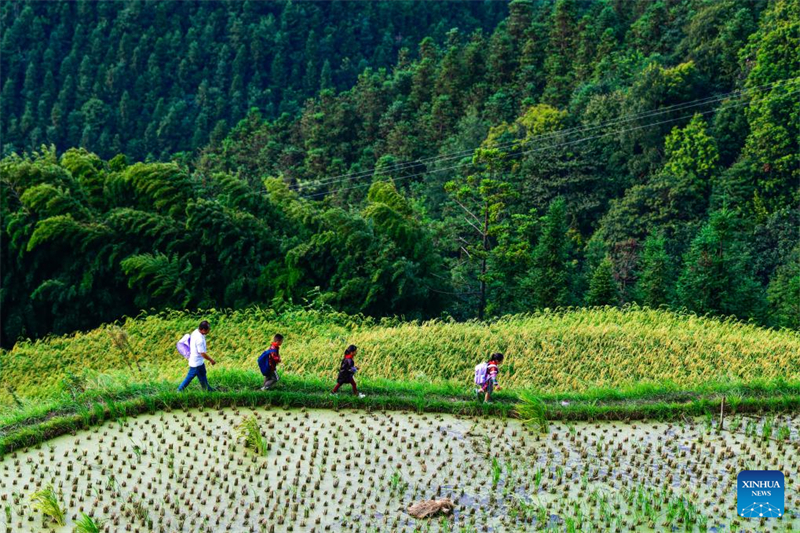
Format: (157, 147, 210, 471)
(291, 76, 800, 194)
(298, 84, 800, 199)
(300, 76, 798, 191)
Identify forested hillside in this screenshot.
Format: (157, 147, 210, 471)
(0, 0, 506, 159)
(2, 0, 799, 347)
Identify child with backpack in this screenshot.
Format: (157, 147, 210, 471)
(257, 334, 283, 390)
(474, 352, 504, 402)
(331, 345, 365, 398)
(176, 320, 216, 392)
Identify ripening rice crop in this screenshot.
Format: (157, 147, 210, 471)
(2, 306, 799, 407)
(1, 408, 798, 532)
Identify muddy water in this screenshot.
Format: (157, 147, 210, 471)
(1, 408, 798, 532)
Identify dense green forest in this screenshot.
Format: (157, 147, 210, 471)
(2, 0, 799, 347)
(0, 0, 506, 159)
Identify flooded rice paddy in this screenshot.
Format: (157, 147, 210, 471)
(1, 408, 798, 532)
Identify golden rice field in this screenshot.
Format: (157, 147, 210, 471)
(2, 306, 799, 408)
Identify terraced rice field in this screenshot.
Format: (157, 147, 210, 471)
(1, 408, 798, 532)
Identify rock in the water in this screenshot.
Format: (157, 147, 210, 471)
(407, 498, 454, 519)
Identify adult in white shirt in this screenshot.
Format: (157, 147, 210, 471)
(177, 320, 217, 392)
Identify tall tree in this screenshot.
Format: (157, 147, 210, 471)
(586, 256, 620, 306)
(526, 197, 574, 309)
(676, 209, 764, 320)
(767, 245, 800, 330)
(445, 148, 512, 319)
(542, 0, 578, 106)
(636, 233, 674, 308)
(737, 0, 800, 215)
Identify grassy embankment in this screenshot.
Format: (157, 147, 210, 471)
(1, 305, 799, 454)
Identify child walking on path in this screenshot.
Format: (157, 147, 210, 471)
(258, 334, 283, 390)
(331, 345, 365, 398)
(178, 320, 216, 392)
(475, 352, 504, 402)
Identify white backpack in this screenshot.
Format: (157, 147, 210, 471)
(474, 362, 488, 386)
(176, 334, 191, 359)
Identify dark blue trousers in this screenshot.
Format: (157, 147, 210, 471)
(177, 364, 213, 391)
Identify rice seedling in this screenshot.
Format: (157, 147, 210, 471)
(388, 470, 408, 496)
(128, 497, 152, 528)
(762, 415, 774, 441)
(502, 462, 516, 498)
(73, 513, 105, 533)
(533, 466, 543, 491)
(535, 505, 548, 527)
(105, 474, 118, 495)
(516, 392, 548, 433)
(490, 457, 502, 489)
(129, 438, 143, 462)
(236, 415, 268, 456)
(28, 484, 65, 527)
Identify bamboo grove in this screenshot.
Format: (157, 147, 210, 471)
(1, 150, 447, 346)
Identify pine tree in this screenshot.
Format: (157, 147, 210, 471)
(445, 148, 513, 319)
(738, 0, 800, 214)
(22, 61, 39, 101)
(767, 245, 800, 329)
(410, 37, 437, 108)
(319, 60, 333, 91)
(507, 0, 533, 41)
(636, 234, 674, 307)
(487, 25, 515, 86)
(676, 209, 765, 320)
(527, 197, 573, 309)
(587, 257, 619, 306)
(542, 0, 578, 106)
(662, 114, 719, 210)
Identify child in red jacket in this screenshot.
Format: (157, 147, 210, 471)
(258, 334, 283, 390)
(479, 352, 504, 402)
(331, 345, 365, 398)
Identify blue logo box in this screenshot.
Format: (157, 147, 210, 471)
(737, 470, 785, 518)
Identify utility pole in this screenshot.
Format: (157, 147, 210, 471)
(453, 197, 490, 320)
(446, 147, 508, 321)
(479, 204, 489, 320)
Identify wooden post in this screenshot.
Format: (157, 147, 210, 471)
(718, 396, 725, 431)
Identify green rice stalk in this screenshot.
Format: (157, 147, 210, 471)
(73, 512, 105, 533)
(236, 415, 268, 456)
(29, 484, 65, 527)
(516, 392, 549, 433)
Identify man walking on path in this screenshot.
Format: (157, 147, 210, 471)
(178, 320, 216, 391)
(258, 334, 283, 390)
